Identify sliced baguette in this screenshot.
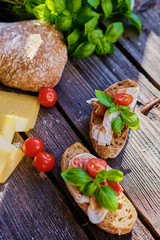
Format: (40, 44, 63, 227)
(89, 79, 139, 159)
(61, 142, 137, 235)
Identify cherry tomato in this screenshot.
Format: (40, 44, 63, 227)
(87, 158, 107, 177)
(107, 181, 123, 196)
(114, 93, 133, 106)
(22, 137, 44, 157)
(39, 87, 57, 107)
(34, 152, 55, 172)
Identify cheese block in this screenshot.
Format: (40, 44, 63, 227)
(0, 115, 17, 142)
(0, 136, 24, 183)
(0, 91, 40, 131)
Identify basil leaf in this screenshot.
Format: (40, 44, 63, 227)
(111, 116, 123, 133)
(72, 42, 96, 59)
(33, 4, 51, 21)
(118, 105, 130, 111)
(76, 6, 99, 26)
(95, 170, 108, 183)
(83, 182, 98, 196)
(88, 0, 100, 9)
(95, 90, 115, 107)
(107, 169, 124, 182)
(67, 28, 81, 47)
(77, 184, 87, 192)
(124, 12, 142, 34)
(53, 0, 66, 14)
(105, 22, 124, 43)
(85, 17, 99, 35)
(121, 111, 140, 130)
(96, 185, 118, 211)
(66, 0, 81, 13)
(55, 13, 72, 31)
(61, 168, 92, 186)
(108, 106, 117, 115)
(95, 39, 114, 55)
(88, 30, 104, 44)
(46, 0, 55, 12)
(101, 0, 113, 19)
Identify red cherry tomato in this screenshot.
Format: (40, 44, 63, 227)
(114, 93, 133, 106)
(34, 152, 55, 172)
(39, 87, 57, 107)
(87, 158, 107, 177)
(22, 137, 44, 157)
(107, 181, 124, 196)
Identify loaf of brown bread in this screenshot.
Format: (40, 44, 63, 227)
(61, 142, 137, 235)
(0, 20, 67, 91)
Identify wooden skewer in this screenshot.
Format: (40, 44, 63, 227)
(141, 97, 160, 114)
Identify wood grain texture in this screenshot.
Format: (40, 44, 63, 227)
(102, 0, 160, 87)
(0, 134, 89, 240)
(28, 108, 155, 240)
(52, 50, 160, 237)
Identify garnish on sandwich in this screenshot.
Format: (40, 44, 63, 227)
(95, 90, 140, 133)
(61, 158, 124, 212)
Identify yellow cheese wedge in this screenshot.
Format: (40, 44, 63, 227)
(0, 136, 24, 183)
(0, 91, 40, 131)
(0, 115, 17, 143)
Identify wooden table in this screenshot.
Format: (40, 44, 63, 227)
(0, 1, 160, 239)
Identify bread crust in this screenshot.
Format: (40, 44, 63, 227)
(61, 142, 137, 235)
(0, 20, 67, 92)
(89, 79, 139, 159)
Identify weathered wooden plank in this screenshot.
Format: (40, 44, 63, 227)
(28, 107, 155, 240)
(52, 50, 160, 237)
(102, 0, 160, 87)
(0, 134, 89, 240)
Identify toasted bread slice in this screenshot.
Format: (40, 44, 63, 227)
(61, 142, 137, 235)
(89, 79, 139, 159)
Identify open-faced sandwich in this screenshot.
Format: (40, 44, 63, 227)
(87, 79, 140, 159)
(61, 142, 137, 235)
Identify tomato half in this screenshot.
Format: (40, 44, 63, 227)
(114, 93, 133, 106)
(39, 87, 57, 107)
(22, 137, 44, 157)
(107, 181, 123, 196)
(34, 152, 55, 172)
(87, 158, 107, 177)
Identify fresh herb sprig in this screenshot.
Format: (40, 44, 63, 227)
(61, 167, 124, 211)
(0, 0, 142, 59)
(95, 89, 140, 133)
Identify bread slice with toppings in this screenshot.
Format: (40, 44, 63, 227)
(89, 79, 139, 159)
(61, 142, 137, 235)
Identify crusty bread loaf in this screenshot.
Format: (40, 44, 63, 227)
(61, 142, 137, 235)
(90, 79, 139, 159)
(0, 20, 67, 92)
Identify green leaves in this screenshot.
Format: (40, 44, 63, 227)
(72, 42, 96, 59)
(121, 111, 140, 130)
(111, 116, 123, 133)
(105, 22, 124, 43)
(95, 90, 115, 107)
(88, 0, 100, 9)
(55, 12, 72, 31)
(61, 168, 124, 211)
(106, 170, 124, 182)
(96, 185, 118, 211)
(61, 168, 92, 186)
(101, 0, 113, 19)
(124, 12, 142, 34)
(17, 0, 142, 59)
